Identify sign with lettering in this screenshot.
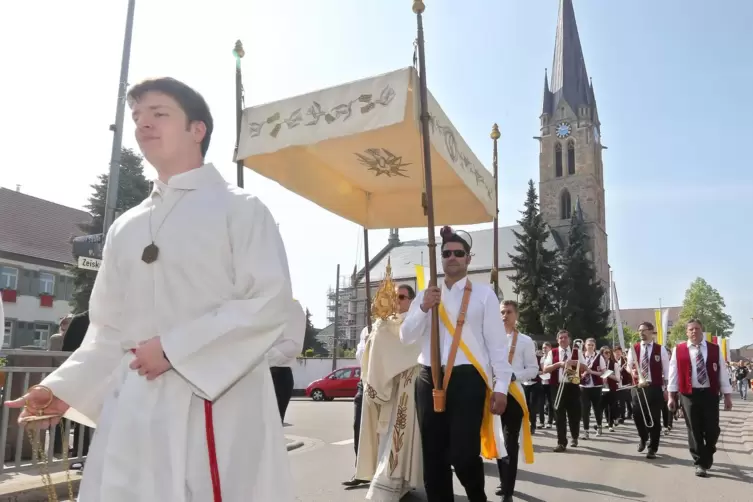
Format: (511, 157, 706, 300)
(72, 233, 104, 260)
(77, 256, 102, 271)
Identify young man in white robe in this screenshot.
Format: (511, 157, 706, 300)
(5, 78, 295, 502)
(355, 283, 422, 501)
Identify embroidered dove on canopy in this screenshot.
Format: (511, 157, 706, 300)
(235, 67, 495, 229)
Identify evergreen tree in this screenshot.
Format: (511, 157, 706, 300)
(554, 202, 610, 342)
(70, 148, 151, 312)
(508, 180, 560, 337)
(302, 308, 326, 355)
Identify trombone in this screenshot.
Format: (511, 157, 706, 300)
(553, 339, 584, 410)
(626, 345, 655, 428)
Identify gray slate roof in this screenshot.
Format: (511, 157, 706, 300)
(362, 225, 560, 282)
(544, 0, 594, 116)
(0, 187, 91, 265)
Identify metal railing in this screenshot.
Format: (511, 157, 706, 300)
(0, 349, 90, 474)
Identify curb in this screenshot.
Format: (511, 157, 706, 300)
(287, 440, 305, 452)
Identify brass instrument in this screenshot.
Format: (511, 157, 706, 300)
(627, 345, 655, 428)
(553, 339, 584, 410)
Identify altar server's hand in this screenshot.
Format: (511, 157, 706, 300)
(130, 336, 172, 380)
(491, 392, 507, 415)
(5, 385, 70, 429)
(421, 287, 441, 313)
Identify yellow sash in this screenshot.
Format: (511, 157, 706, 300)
(438, 303, 534, 464)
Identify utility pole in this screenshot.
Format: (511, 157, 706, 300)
(332, 264, 341, 371)
(103, 0, 137, 236)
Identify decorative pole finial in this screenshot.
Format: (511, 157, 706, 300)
(412, 0, 425, 14)
(491, 123, 501, 140)
(233, 40, 245, 59)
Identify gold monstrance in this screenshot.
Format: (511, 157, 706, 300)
(371, 257, 399, 321)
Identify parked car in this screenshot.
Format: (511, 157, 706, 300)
(305, 366, 361, 401)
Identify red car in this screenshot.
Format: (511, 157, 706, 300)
(305, 366, 361, 401)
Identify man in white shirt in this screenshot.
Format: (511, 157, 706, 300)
(495, 300, 539, 502)
(543, 330, 587, 451)
(539, 342, 553, 428)
(268, 299, 306, 422)
(400, 226, 512, 502)
(6, 78, 295, 502)
(668, 319, 733, 477)
(626, 321, 670, 459)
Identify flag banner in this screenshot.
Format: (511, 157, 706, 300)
(414, 264, 428, 291)
(721, 337, 728, 361)
(704, 332, 712, 343)
(654, 309, 663, 346)
(611, 281, 626, 350)
(661, 309, 669, 342)
(712, 336, 718, 346)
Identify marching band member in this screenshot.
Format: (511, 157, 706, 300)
(601, 346, 621, 432)
(627, 322, 670, 460)
(668, 319, 733, 477)
(496, 300, 538, 501)
(579, 338, 606, 438)
(613, 346, 632, 423)
(543, 330, 586, 452)
(540, 342, 553, 429)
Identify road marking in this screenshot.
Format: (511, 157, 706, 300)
(332, 438, 354, 446)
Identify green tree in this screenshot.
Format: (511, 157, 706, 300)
(301, 308, 326, 355)
(669, 277, 734, 344)
(554, 203, 610, 342)
(608, 324, 639, 348)
(70, 148, 151, 312)
(508, 180, 560, 337)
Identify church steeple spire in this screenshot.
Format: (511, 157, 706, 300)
(542, 68, 553, 117)
(547, 0, 592, 115)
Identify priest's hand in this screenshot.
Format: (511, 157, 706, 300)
(4, 385, 70, 429)
(130, 337, 172, 380)
(421, 287, 441, 313)
(490, 392, 507, 415)
(723, 394, 733, 411)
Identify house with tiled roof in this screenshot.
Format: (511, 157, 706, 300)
(0, 187, 91, 348)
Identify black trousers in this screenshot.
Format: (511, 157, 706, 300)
(270, 366, 294, 422)
(602, 391, 619, 427)
(416, 365, 488, 502)
(580, 386, 603, 430)
(523, 383, 545, 428)
(679, 389, 720, 469)
(661, 400, 673, 429)
(541, 383, 553, 424)
(353, 381, 363, 457)
(496, 394, 523, 497)
(631, 386, 663, 451)
(551, 383, 580, 446)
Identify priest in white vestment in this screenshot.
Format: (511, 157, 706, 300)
(5, 78, 295, 502)
(355, 277, 422, 501)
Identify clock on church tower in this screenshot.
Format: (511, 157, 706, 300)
(555, 122, 572, 139)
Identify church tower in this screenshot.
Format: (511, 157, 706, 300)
(539, 0, 609, 293)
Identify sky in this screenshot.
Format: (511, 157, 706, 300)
(2, 1, 752, 345)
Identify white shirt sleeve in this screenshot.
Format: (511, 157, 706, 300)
(481, 289, 513, 395)
(267, 299, 306, 367)
(355, 327, 369, 364)
(660, 345, 670, 383)
(543, 351, 555, 372)
(399, 290, 430, 345)
(719, 348, 733, 394)
(518, 337, 540, 382)
(668, 346, 679, 393)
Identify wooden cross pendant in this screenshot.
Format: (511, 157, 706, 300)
(141, 243, 159, 264)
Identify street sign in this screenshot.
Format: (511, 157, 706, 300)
(77, 256, 102, 271)
(72, 233, 104, 260)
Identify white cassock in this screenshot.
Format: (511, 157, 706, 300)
(267, 299, 306, 368)
(40, 164, 295, 502)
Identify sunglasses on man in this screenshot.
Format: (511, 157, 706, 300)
(441, 249, 467, 259)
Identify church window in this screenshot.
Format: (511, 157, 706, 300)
(567, 140, 576, 175)
(555, 143, 563, 177)
(560, 190, 572, 220)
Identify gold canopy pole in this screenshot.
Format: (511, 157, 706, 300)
(412, 0, 444, 412)
(491, 123, 501, 297)
(233, 40, 245, 188)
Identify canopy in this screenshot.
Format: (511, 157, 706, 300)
(236, 67, 495, 229)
